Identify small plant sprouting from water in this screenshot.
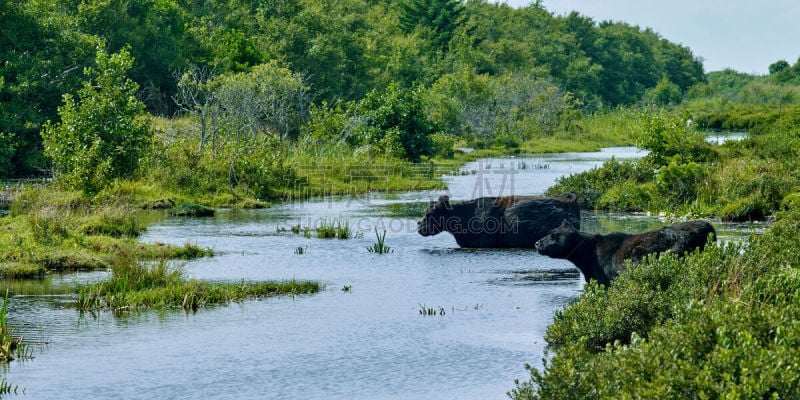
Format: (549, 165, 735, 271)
(1, 291, 31, 363)
(516, 160, 550, 170)
(367, 228, 393, 254)
(285, 220, 358, 239)
(342, 285, 352, 292)
(418, 304, 446, 316)
(316, 218, 355, 239)
(0, 377, 24, 397)
(294, 246, 307, 255)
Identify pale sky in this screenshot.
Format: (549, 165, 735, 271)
(501, 0, 800, 75)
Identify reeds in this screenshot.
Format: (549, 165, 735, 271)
(367, 228, 393, 254)
(315, 218, 354, 239)
(0, 291, 31, 363)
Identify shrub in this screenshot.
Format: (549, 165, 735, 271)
(654, 161, 708, 208)
(596, 180, 652, 211)
(546, 158, 652, 210)
(41, 47, 151, 194)
(720, 195, 768, 222)
(349, 83, 437, 161)
(429, 132, 457, 158)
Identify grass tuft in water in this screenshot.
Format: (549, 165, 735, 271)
(367, 228, 393, 254)
(315, 218, 355, 239)
(1, 291, 31, 363)
(418, 304, 446, 316)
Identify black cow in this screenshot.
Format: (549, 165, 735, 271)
(417, 193, 580, 248)
(535, 219, 716, 285)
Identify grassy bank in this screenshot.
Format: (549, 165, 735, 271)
(0, 187, 212, 279)
(546, 106, 799, 220)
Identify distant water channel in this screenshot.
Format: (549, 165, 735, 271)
(4, 147, 760, 399)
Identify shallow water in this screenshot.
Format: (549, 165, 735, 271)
(705, 130, 749, 145)
(2, 147, 759, 399)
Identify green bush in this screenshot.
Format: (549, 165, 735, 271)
(720, 195, 768, 222)
(546, 158, 652, 210)
(429, 132, 457, 158)
(545, 243, 733, 352)
(41, 47, 151, 194)
(654, 161, 708, 208)
(349, 83, 437, 161)
(596, 180, 652, 211)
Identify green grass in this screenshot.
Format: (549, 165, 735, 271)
(77, 258, 320, 311)
(0, 187, 213, 278)
(367, 228, 393, 254)
(315, 218, 354, 239)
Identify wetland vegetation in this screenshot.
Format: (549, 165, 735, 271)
(2, 0, 800, 398)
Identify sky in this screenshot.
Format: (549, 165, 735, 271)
(501, 0, 800, 75)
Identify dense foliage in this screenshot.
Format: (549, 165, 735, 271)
(2, 0, 706, 179)
(547, 105, 799, 221)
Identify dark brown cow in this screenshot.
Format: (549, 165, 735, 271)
(535, 220, 716, 285)
(417, 193, 580, 248)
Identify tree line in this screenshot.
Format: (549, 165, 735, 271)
(2, 0, 707, 180)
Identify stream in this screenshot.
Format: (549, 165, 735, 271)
(2, 147, 760, 399)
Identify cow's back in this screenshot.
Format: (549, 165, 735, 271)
(498, 195, 580, 247)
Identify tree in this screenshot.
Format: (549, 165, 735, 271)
(594, 22, 660, 105)
(397, 0, 465, 51)
(0, 0, 99, 177)
(76, 0, 189, 114)
(173, 65, 224, 152)
(212, 61, 311, 141)
(350, 83, 437, 161)
(769, 60, 790, 75)
(644, 75, 683, 106)
(42, 47, 152, 194)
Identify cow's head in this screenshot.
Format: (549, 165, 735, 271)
(417, 195, 452, 236)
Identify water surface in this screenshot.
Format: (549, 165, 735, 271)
(3, 147, 757, 399)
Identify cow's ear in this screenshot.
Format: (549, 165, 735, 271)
(563, 192, 578, 203)
(437, 195, 451, 209)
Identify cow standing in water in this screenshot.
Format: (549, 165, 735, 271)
(417, 193, 580, 248)
(535, 220, 716, 285)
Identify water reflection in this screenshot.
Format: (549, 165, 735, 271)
(705, 130, 749, 145)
